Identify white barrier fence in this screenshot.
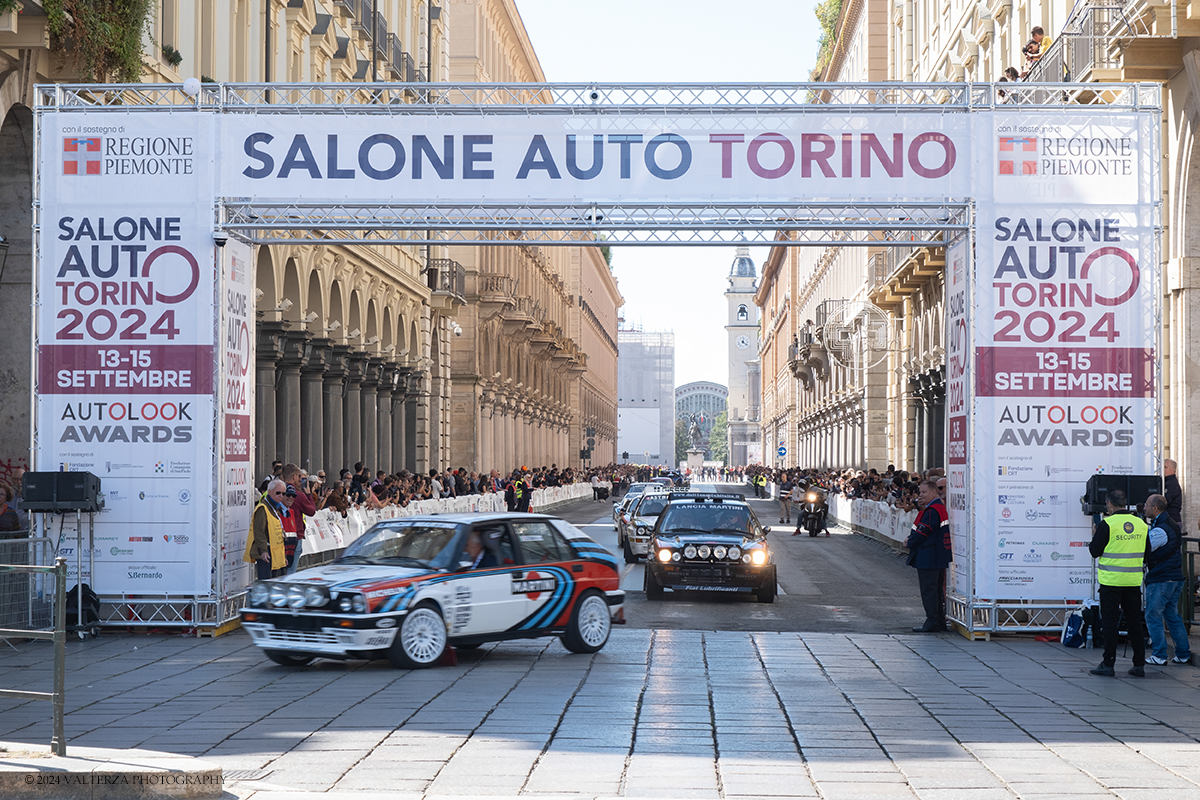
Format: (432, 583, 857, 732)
(301, 482, 602, 557)
(828, 494, 917, 548)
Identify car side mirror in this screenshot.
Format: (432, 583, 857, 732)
(763, 526, 772, 534)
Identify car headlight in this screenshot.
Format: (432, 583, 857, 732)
(713, 546, 727, 559)
(338, 597, 352, 612)
(728, 547, 741, 561)
(751, 550, 768, 566)
(304, 586, 327, 607)
(697, 545, 711, 559)
(742, 554, 752, 564)
(269, 584, 287, 607)
(672, 552, 681, 562)
(351, 594, 367, 613)
(249, 583, 269, 607)
(683, 545, 697, 559)
(287, 585, 306, 609)
(657, 549, 672, 563)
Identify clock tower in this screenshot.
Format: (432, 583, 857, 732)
(725, 245, 760, 465)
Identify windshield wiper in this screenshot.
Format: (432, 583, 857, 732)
(662, 527, 712, 534)
(713, 528, 750, 534)
(337, 555, 378, 564)
(374, 556, 430, 567)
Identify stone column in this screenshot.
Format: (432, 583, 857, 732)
(360, 359, 381, 471)
(343, 353, 366, 469)
(275, 330, 307, 467)
(479, 391, 493, 473)
(323, 347, 349, 475)
(300, 339, 330, 474)
(378, 364, 396, 472)
(255, 323, 285, 482)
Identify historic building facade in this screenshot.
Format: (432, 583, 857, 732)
(0, 0, 621, 481)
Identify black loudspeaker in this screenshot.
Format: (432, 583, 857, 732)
(19, 471, 102, 513)
(56, 472, 102, 512)
(21, 472, 58, 511)
(1081, 474, 1162, 516)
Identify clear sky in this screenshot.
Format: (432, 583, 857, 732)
(513, 0, 822, 387)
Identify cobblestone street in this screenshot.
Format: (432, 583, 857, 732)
(3, 626, 1200, 799)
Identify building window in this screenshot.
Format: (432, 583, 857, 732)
(737, 305, 748, 321)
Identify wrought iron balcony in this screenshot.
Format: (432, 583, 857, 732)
(1024, 4, 1131, 83)
(427, 258, 465, 299)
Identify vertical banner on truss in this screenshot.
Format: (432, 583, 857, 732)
(219, 238, 256, 598)
(970, 111, 1159, 600)
(944, 235, 971, 600)
(36, 111, 217, 595)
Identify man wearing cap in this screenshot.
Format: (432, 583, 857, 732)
(281, 464, 316, 575)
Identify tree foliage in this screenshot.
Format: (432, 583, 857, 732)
(46, 0, 154, 83)
(708, 411, 729, 464)
(810, 0, 844, 79)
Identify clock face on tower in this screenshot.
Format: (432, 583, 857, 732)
(735, 335, 751, 350)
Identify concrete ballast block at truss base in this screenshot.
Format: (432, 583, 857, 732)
(0, 744, 223, 799)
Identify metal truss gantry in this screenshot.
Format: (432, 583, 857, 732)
(37, 80, 1161, 247)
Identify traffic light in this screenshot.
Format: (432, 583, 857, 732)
(622, 451, 629, 461)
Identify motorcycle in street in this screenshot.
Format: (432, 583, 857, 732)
(800, 486, 829, 537)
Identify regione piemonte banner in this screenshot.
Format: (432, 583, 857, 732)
(38, 112, 217, 595)
(972, 111, 1158, 600)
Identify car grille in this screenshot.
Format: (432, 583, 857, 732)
(264, 614, 327, 631)
(261, 628, 341, 647)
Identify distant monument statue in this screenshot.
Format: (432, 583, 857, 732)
(687, 413, 704, 450)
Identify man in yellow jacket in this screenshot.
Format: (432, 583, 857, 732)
(244, 479, 287, 580)
(1088, 487, 1153, 677)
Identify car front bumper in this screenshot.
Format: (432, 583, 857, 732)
(648, 561, 774, 592)
(241, 610, 401, 657)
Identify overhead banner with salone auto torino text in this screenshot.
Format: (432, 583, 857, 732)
(35, 98, 1159, 617)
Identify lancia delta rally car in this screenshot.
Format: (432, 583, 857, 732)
(643, 492, 777, 603)
(240, 513, 624, 668)
(617, 490, 670, 564)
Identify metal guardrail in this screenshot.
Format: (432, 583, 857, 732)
(0, 537, 55, 631)
(1185, 536, 1198, 626)
(0, 558, 67, 756)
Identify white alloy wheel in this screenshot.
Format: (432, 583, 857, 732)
(576, 594, 611, 648)
(391, 606, 447, 668)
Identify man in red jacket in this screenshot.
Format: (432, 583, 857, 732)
(905, 479, 953, 632)
(282, 463, 317, 574)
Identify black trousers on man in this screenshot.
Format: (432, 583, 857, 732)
(917, 568, 947, 627)
(1098, 583, 1145, 667)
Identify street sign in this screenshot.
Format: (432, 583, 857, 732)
(777, 446, 787, 458)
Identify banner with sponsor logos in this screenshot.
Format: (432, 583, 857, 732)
(37, 112, 217, 595)
(219, 238, 255, 597)
(971, 112, 1159, 599)
(944, 236, 972, 599)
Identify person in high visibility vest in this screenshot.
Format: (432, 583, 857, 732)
(1088, 487, 1152, 677)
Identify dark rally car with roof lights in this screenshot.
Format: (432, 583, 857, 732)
(643, 492, 776, 603)
(241, 513, 624, 668)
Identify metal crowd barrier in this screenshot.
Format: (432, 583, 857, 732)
(0, 557, 67, 756)
(1184, 536, 1198, 627)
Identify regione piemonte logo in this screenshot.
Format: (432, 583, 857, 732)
(63, 137, 102, 176)
(998, 136, 1037, 176)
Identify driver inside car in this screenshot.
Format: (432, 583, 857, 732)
(715, 509, 747, 533)
(462, 530, 498, 569)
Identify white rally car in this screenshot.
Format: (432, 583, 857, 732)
(241, 513, 624, 668)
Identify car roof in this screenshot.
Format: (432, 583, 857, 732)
(374, 512, 556, 525)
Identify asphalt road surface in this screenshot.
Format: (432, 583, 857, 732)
(556, 486, 928, 634)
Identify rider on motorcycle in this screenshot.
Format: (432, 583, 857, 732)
(792, 478, 830, 536)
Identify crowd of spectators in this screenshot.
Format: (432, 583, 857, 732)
(749, 464, 947, 511)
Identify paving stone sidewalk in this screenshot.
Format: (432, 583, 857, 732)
(1, 629, 1199, 799)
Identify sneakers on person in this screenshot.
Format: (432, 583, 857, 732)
(1172, 654, 1194, 665)
(1146, 655, 1168, 665)
(1128, 666, 1146, 677)
(1089, 663, 1115, 676)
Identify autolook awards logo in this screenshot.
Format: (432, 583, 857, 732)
(997, 133, 1134, 177)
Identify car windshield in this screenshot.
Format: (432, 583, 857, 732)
(340, 521, 460, 569)
(659, 503, 752, 534)
(637, 497, 669, 516)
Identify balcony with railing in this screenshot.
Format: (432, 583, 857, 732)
(1023, 0, 1184, 85)
(428, 258, 465, 311)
